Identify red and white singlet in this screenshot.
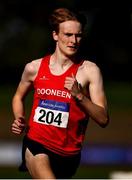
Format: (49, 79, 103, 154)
(27, 55, 89, 156)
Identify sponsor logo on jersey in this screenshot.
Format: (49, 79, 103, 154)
(39, 76, 49, 80)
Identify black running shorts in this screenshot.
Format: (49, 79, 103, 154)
(19, 135, 81, 179)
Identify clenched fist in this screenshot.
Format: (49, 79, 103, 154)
(64, 73, 82, 97)
(11, 117, 26, 135)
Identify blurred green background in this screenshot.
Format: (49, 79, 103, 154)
(0, 1, 132, 179)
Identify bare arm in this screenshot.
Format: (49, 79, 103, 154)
(11, 61, 38, 134)
(64, 62, 109, 127)
(82, 64, 109, 127)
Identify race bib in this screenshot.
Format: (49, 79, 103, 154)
(34, 99, 70, 128)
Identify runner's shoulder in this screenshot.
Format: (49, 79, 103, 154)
(80, 60, 100, 73)
(24, 58, 43, 75)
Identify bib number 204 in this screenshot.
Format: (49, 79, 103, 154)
(38, 109, 62, 126)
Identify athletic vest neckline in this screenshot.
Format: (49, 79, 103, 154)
(41, 54, 82, 78)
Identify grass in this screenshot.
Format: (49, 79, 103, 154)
(0, 166, 31, 179)
(0, 164, 131, 179)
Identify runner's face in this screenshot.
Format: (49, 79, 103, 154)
(53, 20, 83, 57)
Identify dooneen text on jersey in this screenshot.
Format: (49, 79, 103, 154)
(37, 88, 71, 99)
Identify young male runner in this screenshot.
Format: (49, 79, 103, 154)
(11, 7, 109, 179)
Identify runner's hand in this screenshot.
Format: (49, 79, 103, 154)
(64, 73, 82, 97)
(11, 117, 26, 135)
